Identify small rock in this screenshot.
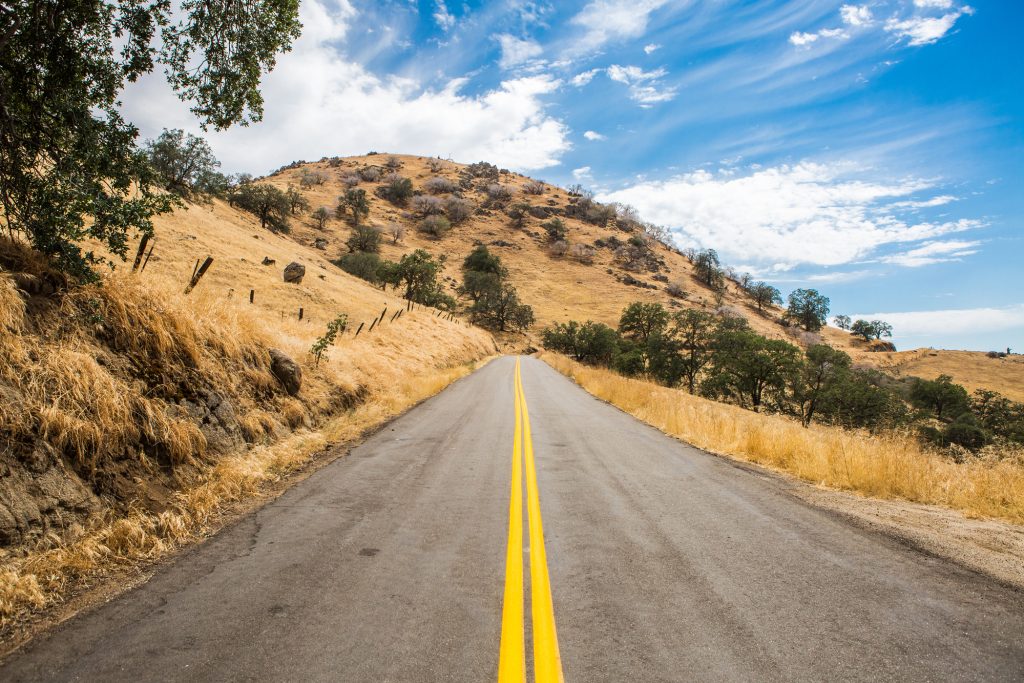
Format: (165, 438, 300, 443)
(283, 262, 305, 284)
(262, 257, 276, 266)
(314, 238, 329, 250)
(269, 349, 302, 396)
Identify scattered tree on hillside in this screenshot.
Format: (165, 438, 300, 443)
(672, 309, 719, 394)
(337, 188, 370, 225)
(542, 218, 567, 243)
(346, 225, 381, 253)
(460, 246, 532, 331)
(384, 249, 453, 308)
(910, 374, 970, 422)
(508, 202, 531, 229)
(785, 288, 830, 332)
(312, 207, 331, 230)
(386, 222, 405, 244)
(542, 321, 620, 365)
(703, 328, 802, 412)
(833, 314, 852, 330)
(378, 175, 414, 206)
(0, 0, 300, 277)
(791, 344, 852, 427)
(418, 214, 451, 239)
(286, 185, 309, 215)
(336, 251, 385, 285)
(232, 184, 291, 232)
(851, 319, 893, 342)
(144, 128, 221, 198)
(618, 302, 670, 346)
(445, 196, 474, 224)
(693, 249, 724, 288)
(747, 282, 782, 312)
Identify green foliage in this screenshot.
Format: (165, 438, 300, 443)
(312, 207, 331, 230)
(791, 344, 852, 427)
(144, 128, 220, 198)
(231, 183, 291, 232)
(702, 329, 802, 412)
(346, 225, 382, 253)
(462, 245, 505, 276)
(747, 282, 783, 312)
(508, 202, 531, 229)
(380, 176, 414, 206)
(910, 374, 971, 421)
(618, 302, 670, 345)
(419, 214, 451, 239)
(851, 318, 894, 341)
(693, 249, 723, 288)
(286, 185, 310, 215)
(336, 252, 384, 284)
(337, 188, 370, 225)
(0, 0, 300, 278)
(471, 285, 535, 332)
(542, 321, 620, 365)
(785, 288, 830, 332)
(671, 309, 720, 394)
(833, 314, 852, 330)
(541, 218, 567, 243)
(383, 249, 451, 307)
(310, 314, 349, 367)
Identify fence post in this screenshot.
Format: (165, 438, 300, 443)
(140, 240, 156, 272)
(298, 307, 304, 321)
(354, 322, 365, 337)
(132, 235, 150, 272)
(184, 256, 213, 294)
(249, 289, 255, 304)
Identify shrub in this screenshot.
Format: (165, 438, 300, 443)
(445, 196, 473, 224)
(508, 202, 530, 229)
(522, 180, 545, 195)
(465, 161, 500, 179)
(379, 175, 414, 206)
(336, 251, 383, 284)
(487, 183, 513, 203)
(411, 195, 445, 216)
(357, 165, 382, 182)
(346, 225, 382, 253)
(549, 240, 570, 257)
(385, 155, 402, 170)
(419, 215, 451, 238)
(312, 207, 331, 230)
(423, 176, 457, 194)
(336, 188, 370, 225)
(569, 243, 596, 264)
(427, 158, 445, 172)
(666, 281, 687, 298)
(542, 218, 567, 243)
(341, 174, 361, 188)
(386, 222, 405, 244)
(310, 314, 349, 367)
(299, 169, 327, 188)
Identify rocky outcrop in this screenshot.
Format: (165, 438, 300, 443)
(269, 349, 302, 395)
(283, 262, 305, 283)
(314, 238, 329, 250)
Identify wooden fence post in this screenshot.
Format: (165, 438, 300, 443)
(249, 289, 255, 304)
(184, 256, 213, 294)
(298, 307, 304, 321)
(354, 322, 365, 337)
(132, 235, 150, 272)
(140, 240, 156, 272)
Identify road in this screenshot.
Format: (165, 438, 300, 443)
(3, 355, 1023, 681)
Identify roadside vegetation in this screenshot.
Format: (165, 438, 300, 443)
(541, 353, 1024, 525)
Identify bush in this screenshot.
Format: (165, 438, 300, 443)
(312, 207, 331, 230)
(507, 202, 530, 229)
(379, 175, 414, 206)
(666, 281, 687, 298)
(445, 196, 474, 224)
(357, 165, 382, 182)
(486, 184, 513, 203)
(423, 176, 457, 194)
(542, 320, 619, 365)
(411, 195, 445, 216)
(427, 158, 445, 172)
(299, 169, 327, 188)
(385, 155, 402, 170)
(542, 218, 567, 243)
(465, 161, 500, 179)
(341, 174, 361, 188)
(386, 222, 405, 244)
(549, 240, 570, 257)
(419, 215, 451, 238)
(523, 180, 545, 195)
(569, 243, 595, 264)
(336, 251, 383, 284)
(346, 225, 382, 253)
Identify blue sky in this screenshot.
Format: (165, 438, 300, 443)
(122, 0, 1024, 352)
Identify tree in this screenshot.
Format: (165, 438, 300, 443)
(285, 185, 309, 215)
(705, 329, 801, 412)
(618, 303, 669, 345)
(693, 249, 723, 288)
(508, 202, 531, 229)
(379, 176, 414, 206)
(871, 320, 893, 340)
(671, 309, 719, 394)
(910, 375, 970, 422)
(850, 319, 875, 341)
(336, 252, 384, 284)
(384, 249, 449, 306)
(472, 285, 534, 332)
(833, 314, 852, 330)
(748, 282, 782, 312)
(785, 289, 830, 332)
(312, 207, 331, 230)
(792, 344, 852, 427)
(386, 222, 405, 244)
(459, 246, 506, 303)
(463, 245, 505, 276)
(337, 188, 370, 225)
(0, 0, 301, 278)
(542, 321, 619, 365)
(232, 183, 291, 232)
(144, 129, 220, 198)
(346, 225, 382, 253)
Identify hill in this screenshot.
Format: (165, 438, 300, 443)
(259, 154, 1022, 399)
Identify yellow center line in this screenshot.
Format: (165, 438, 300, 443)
(498, 358, 564, 683)
(498, 359, 526, 683)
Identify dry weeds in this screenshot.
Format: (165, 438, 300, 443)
(541, 352, 1024, 526)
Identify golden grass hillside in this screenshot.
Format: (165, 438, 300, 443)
(0, 192, 494, 630)
(262, 155, 1023, 398)
(541, 352, 1024, 525)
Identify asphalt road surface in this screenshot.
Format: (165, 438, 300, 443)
(3, 355, 1023, 682)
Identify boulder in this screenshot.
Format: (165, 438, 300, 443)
(269, 349, 302, 396)
(283, 262, 305, 284)
(314, 238, 329, 250)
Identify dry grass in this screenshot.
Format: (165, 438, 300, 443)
(541, 352, 1024, 526)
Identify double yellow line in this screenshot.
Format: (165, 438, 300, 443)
(498, 358, 564, 683)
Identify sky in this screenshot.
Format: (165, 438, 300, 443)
(121, 0, 1024, 352)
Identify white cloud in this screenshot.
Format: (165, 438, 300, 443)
(597, 162, 983, 269)
(888, 195, 958, 209)
(885, 7, 974, 46)
(569, 0, 670, 54)
(840, 4, 873, 26)
(789, 27, 848, 47)
(583, 130, 606, 141)
(914, 0, 954, 8)
(570, 68, 601, 87)
(120, 1, 570, 173)
(644, 43, 661, 54)
(606, 64, 676, 105)
(879, 239, 981, 267)
(496, 34, 544, 69)
(573, 166, 593, 180)
(851, 305, 1024, 338)
(433, 0, 456, 31)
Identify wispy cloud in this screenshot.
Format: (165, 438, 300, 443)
(879, 239, 981, 267)
(567, 0, 670, 56)
(583, 130, 606, 141)
(606, 64, 676, 105)
(885, 6, 975, 46)
(644, 43, 661, 54)
(840, 5, 873, 27)
(496, 34, 543, 70)
(598, 161, 983, 268)
(433, 0, 456, 31)
(851, 305, 1024, 338)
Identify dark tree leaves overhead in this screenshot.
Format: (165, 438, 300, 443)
(0, 0, 301, 278)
